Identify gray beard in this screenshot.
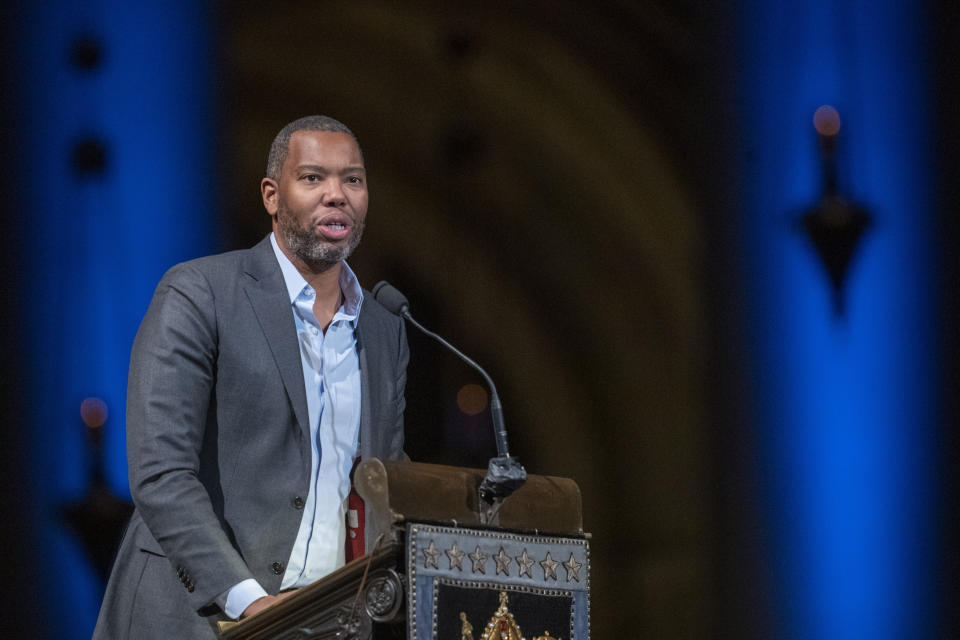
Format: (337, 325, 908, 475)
(276, 203, 365, 271)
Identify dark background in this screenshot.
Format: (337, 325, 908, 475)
(0, 1, 956, 638)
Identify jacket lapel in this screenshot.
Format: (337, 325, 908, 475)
(356, 305, 376, 459)
(241, 237, 310, 447)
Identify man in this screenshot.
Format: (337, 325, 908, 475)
(93, 115, 408, 638)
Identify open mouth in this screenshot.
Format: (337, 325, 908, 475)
(317, 215, 352, 241)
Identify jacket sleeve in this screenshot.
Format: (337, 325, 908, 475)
(126, 262, 254, 610)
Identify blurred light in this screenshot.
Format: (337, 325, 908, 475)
(813, 105, 842, 136)
(16, 2, 216, 637)
(739, 2, 938, 637)
(456, 383, 488, 415)
(80, 397, 108, 428)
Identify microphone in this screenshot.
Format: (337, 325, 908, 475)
(372, 281, 527, 503)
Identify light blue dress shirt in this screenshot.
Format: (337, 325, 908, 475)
(219, 233, 363, 618)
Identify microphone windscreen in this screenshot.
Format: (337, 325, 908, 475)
(372, 281, 409, 315)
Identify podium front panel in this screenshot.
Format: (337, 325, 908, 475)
(406, 523, 590, 639)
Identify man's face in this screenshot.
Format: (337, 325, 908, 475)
(263, 130, 368, 269)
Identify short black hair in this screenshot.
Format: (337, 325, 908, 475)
(265, 115, 360, 179)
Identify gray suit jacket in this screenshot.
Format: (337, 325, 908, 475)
(93, 236, 408, 639)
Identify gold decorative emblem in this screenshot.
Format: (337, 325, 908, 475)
(459, 611, 475, 640)
(458, 591, 562, 640)
(479, 592, 523, 640)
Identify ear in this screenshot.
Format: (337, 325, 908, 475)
(261, 177, 279, 216)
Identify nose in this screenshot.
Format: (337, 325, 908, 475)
(322, 178, 346, 207)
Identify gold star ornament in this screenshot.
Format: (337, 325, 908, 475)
(562, 553, 582, 582)
(422, 540, 440, 570)
(515, 549, 535, 578)
(469, 546, 488, 574)
(540, 552, 559, 581)
(494, 547, 512, 576)
(446, 542, 467, 571)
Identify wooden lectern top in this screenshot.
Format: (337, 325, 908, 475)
(355, 459, 584, 540)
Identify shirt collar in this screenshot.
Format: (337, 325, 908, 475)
(269, 232, 364, 319)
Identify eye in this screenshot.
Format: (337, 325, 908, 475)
(346, 176, 363, 185)
(303, 174, 320, 182)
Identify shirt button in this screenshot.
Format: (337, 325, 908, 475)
(303, 288, 314, 298)
(272, 561, 285, 575)
(292, 496, 305, 509)
(310, 326, 319, 335)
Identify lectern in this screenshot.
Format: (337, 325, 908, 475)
(219, 459, 590, 639)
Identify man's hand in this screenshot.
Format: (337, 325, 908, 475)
(240, 590, 297, 619)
